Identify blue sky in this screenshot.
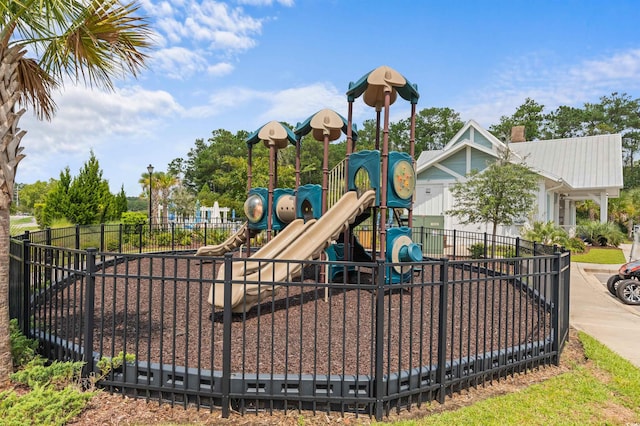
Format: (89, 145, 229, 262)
(18, 0, 640, 196)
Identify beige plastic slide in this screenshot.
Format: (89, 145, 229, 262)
(195, 222, 250, 257)
(209, 189, 376, 312)
(230, 218, 317, 277)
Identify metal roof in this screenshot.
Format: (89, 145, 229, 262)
(509, 134, 623, 190)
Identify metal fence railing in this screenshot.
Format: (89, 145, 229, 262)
(9, 225, 570, 420)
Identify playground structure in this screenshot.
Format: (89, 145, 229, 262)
(9, 66, 572, 420)
(196, 65, 424, 311)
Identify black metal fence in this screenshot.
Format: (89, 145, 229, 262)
(10, 222, 246, 254)
(9, 225, 570, 420)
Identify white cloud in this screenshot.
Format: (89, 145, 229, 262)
(257, 83, 346, 125)
(20, 85, 182, 158)
(144, 1, 263, 51)
(151, 47, 209, 79)
(237, 0, 294, 6)
(571, 49, 640, 84)
(454, 48, 640, 127)
(140, 1, 277, 79)
(207, 62, 234, 76)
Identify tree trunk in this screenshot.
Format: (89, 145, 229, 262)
(0, 45, 28, 382)
(0, 199, 11, 383)
(491, 221, 498, 259)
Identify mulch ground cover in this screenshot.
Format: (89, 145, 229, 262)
(46, 255, 550, 378)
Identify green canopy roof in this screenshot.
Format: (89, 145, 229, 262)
(346, 66, 419, 104)
(245, 121, 298, 147)
(294, 110, 358, 142)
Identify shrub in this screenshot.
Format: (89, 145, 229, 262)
(565, 237, 587, 253)
(179, 234, 192, 246)
(0, 385, 93, 425)
(96, 351, 136, 381)
(105, 238, 120, 252)
(210, 229, 229, 245)
(497, 245, 516, 258)
(576, 221, 625, 247)
(10, 319, 38, 368)
(156, 232, 172, 246)
(11, 359, 84, 389)
(522, 221, 569, 246)
(469, 243, 485, 259)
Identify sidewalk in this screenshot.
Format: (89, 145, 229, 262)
(570, 243, 640, 368)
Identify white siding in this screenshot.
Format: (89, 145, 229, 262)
(415, 183, 444, 216)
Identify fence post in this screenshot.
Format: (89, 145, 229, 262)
(436, 258, 449, 404)
(75, 225, 81, 250)
(221, 252, 233, 418)
(374, 259, 386, 420)
(452, 230, 457, 259)
(483, 232, 488, 258)
(138, 224, 143, 254)
(44, 228, 52, 285)
(514, 237, 521, 275)
(82, 248, 97, 377)
(100, 224, 105, 252)
(171, 222, 176, 252)
(21, 233, 31, 336)
(551, 251, 561, 365)
(204, 223, 208, 246)
(118, 223, 123, 253)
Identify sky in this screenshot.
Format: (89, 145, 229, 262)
(17, 0, 640, 196)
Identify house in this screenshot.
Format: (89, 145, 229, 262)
(414, 120, 623, 237)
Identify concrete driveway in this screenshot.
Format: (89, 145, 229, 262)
(570, 244, 640, 368)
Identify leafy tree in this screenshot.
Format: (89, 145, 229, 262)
(170, 186, 197, 222)
(608, 188, 640, 237)
(14, 180, 56, 214)
(599, 93, 640, 166)
(542, 106, 586, 139)
(66, 152, 113, 225)
(391, 107, 464, 153)
(490, 98, 545, 141)
(41, 168, 72, 228)
(113, 186, 128, 220)
(0, 0, 150, 381)
(197, 184, 216, 207)
(179, 129, 249, 194)
(353, 119, 380, 150)
(126, 196, 147, 212)
(447, 148, 538, 256)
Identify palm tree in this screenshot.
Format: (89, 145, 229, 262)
(139, 171, 179, 227)
(154, 172, 180, 225)
(0, 1, 151, 382)
(139, 170, 154, 224)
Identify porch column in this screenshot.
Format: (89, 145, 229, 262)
(600, 192, 608, 223)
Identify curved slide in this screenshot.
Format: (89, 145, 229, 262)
(195, 222, 253, 257)
(208, 190, 377, 312)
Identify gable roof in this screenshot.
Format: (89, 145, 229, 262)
(509, 134, 623, 191)
(415, 120, 623, 196)
(416, 120, 510, 175)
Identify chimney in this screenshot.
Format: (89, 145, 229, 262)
(510, 125, 526, 143)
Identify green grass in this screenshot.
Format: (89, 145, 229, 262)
(10, 217, 33, 225)
(571, 247, 627, 264)
(384, 332, 640, 425)
(9, 216, 39, 236)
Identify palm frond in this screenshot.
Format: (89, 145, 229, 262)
(40, 0, 152, 90)
(16, 54, 57, 121)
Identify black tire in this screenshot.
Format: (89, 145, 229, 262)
(607, 275, 623, 296)
(616, 279, 640, 305)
